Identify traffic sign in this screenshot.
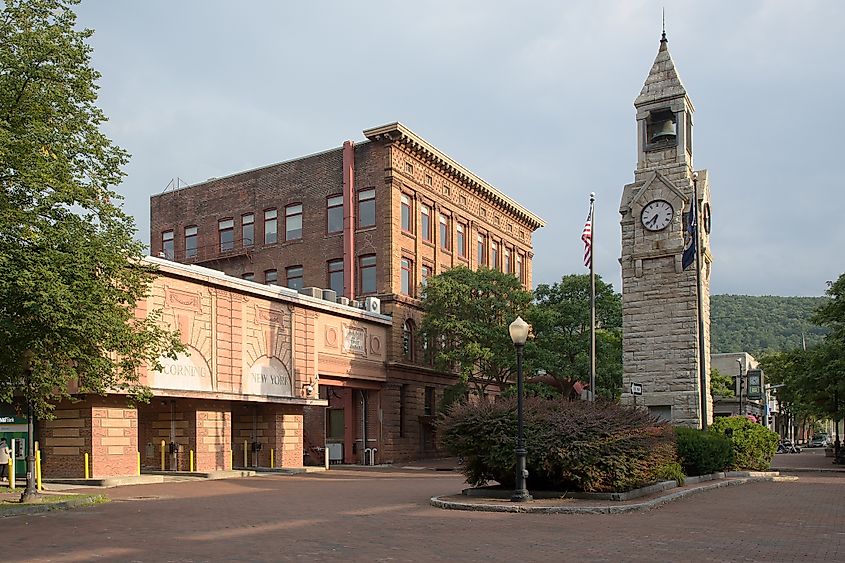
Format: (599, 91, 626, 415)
(630, 382, 643, 396)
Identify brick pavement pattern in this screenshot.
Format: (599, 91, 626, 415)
(3, 468, 844, 562)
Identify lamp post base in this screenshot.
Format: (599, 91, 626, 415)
(510, 490, 533, 502)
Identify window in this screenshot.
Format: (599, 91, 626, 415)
(517, 253, 525, 284)
(399, 384, 407, 437)
(403, 320, 415, 360)
(439, 214, 450, 251)
(400, 194, 412, 232)
(358, 188, 375, 228)
(328, 259, 344, 296)
(285, 204, 303, 241)
(491, 241, 499, 270)
(504, 247, 512, 274)
(477, 234, 486, 266)
(425, 174, 432, 186)
(456, 223, 466, 258)
(404, 162, 413, 174)
(286, 266, 303, 290)
(421, 264, 432, 287)
(161, 230, 174, 259)
(459, 194, 467, 207)
(479, 207, 487, 218)
(359, 254, 377, 294)
(242, 214, 254, 247)
(264, 209, 278, 244)
(327, 195, 343, 234)
(442, 184, 451, 197)
(184, 226, 197, 258)
(218, 218, 234, 252)
(264, 269, 278, 285)
(401, 257, 413, 296)
(421, 204, 431, 242)
(424, 387, 435, 416)
(242, 272, 255, 281)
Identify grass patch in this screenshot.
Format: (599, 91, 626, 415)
(0, 493, 108, 515)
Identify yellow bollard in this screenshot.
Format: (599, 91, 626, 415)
(243, 440, 247, 468)
(270, 448, 274, 469)
(8, 458, 14, 489)
(190, 449, 194, 472)
(84, 452, 90, 479)
(160, 440, 166, 471)
(35, 449, 42, 491)
(137, 451, 141, 476)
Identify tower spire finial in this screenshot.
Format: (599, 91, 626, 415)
(661, 8, 667, 42)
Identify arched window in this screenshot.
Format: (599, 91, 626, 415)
(403, 320, 415, 361)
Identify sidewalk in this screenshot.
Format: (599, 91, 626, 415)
(771, 448, 845, 472)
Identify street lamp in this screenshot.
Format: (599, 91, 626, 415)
(509, 316, 531, 502)
(736, 358, 744, 417)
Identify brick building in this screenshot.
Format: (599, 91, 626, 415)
(150, 122, 544, 462)
(38, 257, 390, 478)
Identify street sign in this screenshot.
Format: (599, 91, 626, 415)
(630, 382, 643, 396)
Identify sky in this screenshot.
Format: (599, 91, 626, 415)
(74, 0, 844, 297)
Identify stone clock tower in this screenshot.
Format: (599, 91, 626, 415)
(619, 33, 713, 427)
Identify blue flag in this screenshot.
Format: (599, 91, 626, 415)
(682, 203, 697, 271)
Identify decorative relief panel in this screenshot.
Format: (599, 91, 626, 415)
(242, 299, 294, 398)
(164, 286, 203, 313)
(150, 346, 213, 392)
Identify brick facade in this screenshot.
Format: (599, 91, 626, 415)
(149, 122, 544, 463)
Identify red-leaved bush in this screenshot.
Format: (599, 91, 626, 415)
(440, 397, 677, 492)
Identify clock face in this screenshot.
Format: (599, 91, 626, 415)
(641, 200, 674, 231)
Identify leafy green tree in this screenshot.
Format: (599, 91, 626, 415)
(0, 0, 182, 498)
(527, 274, 622, 399)
(419, 267, 533, 397)
(710, 367, 735, 397)
(760, 273, 845, 433)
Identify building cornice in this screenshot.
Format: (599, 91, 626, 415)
(363, 122, 545, 230)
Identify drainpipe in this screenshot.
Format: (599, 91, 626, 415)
(342, 141, 356, 300)
(361, 390, 368, 465)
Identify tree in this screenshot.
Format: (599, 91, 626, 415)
(419, 267, 533, 397)
(710, 367, 735, 398)
(760, 272, 845, 441)
(527, 274, 622, 399)
(0, 0, 182, 500)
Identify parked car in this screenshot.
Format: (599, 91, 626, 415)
(809, 434, 831, 448)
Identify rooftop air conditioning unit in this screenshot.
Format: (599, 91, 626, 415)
(336, 296, 350, 306)
(299, 287, 322, 299)
(364, 296, 380, 314)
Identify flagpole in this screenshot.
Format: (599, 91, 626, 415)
(589, 192, 596, 402)
(692, 173, 708, 430)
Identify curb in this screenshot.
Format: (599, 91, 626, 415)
(772, 466, 845, 473)
(0, 494, 107, 518)
(430, 475, 794, 514)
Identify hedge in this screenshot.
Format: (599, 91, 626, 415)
(709, 416, 779, 471)
(675, 426, 733, 476)
(439, 398, 676, 493)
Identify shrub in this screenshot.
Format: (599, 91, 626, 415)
(651, 461, 685, 486)
(709, 417, 779, 471)
(675, 427, 734, 476)
(439, 397, 676, 492)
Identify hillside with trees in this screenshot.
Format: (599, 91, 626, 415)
(710, 295, 829, 354)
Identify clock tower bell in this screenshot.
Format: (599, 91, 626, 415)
(619, 33, 713, 427)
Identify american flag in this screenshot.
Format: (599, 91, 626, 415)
(581, 206, 593, 268)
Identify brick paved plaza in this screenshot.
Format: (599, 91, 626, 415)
(2, 462, 843, 562)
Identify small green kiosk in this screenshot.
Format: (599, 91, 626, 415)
(0, 408, 29, 475)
